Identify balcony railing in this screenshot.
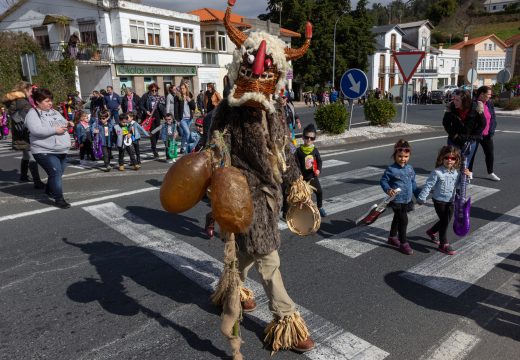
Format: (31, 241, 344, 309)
(378, 66, 398, 74)
(415, 67, 438, 76)
(42, 43, 113, 63)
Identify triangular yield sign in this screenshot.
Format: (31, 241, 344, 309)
(393, 51, 425, 83)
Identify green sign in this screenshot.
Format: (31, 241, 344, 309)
(116, 64, 197, 76)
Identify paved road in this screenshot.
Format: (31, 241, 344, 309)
(0, 114, 519, 359)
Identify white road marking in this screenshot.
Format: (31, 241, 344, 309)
(401, 204, 520, 298)
(84, 202, 390, 360)
(420, 330, 480, 360)
(0, 187, 158, 222)
(322, 159, 349, 168)
(318, 184, 498, 258)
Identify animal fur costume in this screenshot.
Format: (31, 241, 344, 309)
(206, 1, 315, 357)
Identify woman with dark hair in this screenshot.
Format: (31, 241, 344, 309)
(442, 89, 485, 176)
(174, 81, 195, 154)
(139, 83, 165, 158)
(468, 86, 500, 181)
(25, 88, 73, 209)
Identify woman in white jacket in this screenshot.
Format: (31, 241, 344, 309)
(25, 88, 73, 209)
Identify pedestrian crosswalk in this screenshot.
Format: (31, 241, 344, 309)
(3, 156, 517, 360)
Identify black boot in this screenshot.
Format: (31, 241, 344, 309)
(20, 160, 30, 182)
(29, 161, 45, 189)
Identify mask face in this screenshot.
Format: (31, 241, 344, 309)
(223, 1, 312, 113)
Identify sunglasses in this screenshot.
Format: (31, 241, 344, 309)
(396, 147, 410, 153)
(151, 89, 158, 92)
(195, 124, 203, 128)
(444, 156, 457, 161)
(304, 136, 315, 141)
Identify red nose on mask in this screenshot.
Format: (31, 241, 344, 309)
(252, 40, 267, 76)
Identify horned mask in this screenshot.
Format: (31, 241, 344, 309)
(224, 0, 312, 113)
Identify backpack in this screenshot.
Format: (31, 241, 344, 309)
(9, 99, 31, 150)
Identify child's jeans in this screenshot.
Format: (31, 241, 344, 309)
(118, 145, 137, 165)
(431, 200, 454, 244)
(79, 139, 95, 160)
(102, 146, 112, 167)
(132, 140, 141, 164)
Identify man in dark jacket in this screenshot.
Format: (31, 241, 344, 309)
(139, 83, 165, 158)
(104, 86, 121, 124)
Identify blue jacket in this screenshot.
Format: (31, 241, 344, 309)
(380, 163, 420, 204)
(160, 123, 177, 142)
(417, 166, 459, 203)
(129, 120, 149, 140)
(91, 122, 114, 147)
(104, 93, 121, 111)
(75, 123, 91, 144)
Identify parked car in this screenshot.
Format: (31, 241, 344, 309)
(439, 85, 458, 94)
(430, 90, 444, 104)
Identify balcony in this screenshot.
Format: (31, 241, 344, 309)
(42, 43, 113, 63)
(414, 67, 438, 76)
(378, 66, 398, 74)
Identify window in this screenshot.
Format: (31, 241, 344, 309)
(439, 59, 444, 67)
(147, 22, 161, 46)
(390, 34, 396, 51)
(183, 28, 194, 49)
(169, 26, 181, 47)
(218, 31, 226, 51)
(79, 21, 97, 44)
(204, 32, 216, 50)
(33, 26, 50, 50)
(130, 20, 145, 44)
(202, 52, 217, 65)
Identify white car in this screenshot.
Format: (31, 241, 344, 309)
(439, 85, 458, 94)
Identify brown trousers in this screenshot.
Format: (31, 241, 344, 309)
(237, 249, 296, 319)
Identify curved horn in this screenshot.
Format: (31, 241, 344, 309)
(285, 22, 312, 61)
(224, 0, 247, 47)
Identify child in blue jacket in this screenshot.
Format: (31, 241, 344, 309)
(91, 110, 114, 172)
(75, 111, 95, 163)
(380, 139, 421, 255)
(160, 113, 178, 163)
(127, 111, 148, 164)
(417, 145, 472, 255)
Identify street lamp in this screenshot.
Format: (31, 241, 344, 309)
(332, 10, 348, 89)
(273, 3, 283, 28)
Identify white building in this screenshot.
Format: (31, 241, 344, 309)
(436, 44, 460, 88)
(367, 20, 461, 93)
(0, 0, 202, 98)
(483, 0, 520, 13)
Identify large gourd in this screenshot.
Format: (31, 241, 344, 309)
(160, 151, 212, 213)
(211, 167, 253, 233)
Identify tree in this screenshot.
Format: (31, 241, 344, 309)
(262, 0, 376, 89)
(0, 32, 76, 102)
(427, 0, 457, 25)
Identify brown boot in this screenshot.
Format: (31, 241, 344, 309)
(241, 298, 257, 312)
(292, 337, 315, 353)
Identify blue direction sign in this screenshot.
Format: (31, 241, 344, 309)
(340, 68, 368, 99)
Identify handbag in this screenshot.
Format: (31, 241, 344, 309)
(2, 126, 8, 136)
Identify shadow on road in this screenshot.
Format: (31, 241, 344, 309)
(384, 270, 520, 341)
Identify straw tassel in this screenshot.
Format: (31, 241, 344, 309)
(264, 312, 310, 354)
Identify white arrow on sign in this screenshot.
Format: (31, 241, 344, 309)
(348, 73, 360, 94)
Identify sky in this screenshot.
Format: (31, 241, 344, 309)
(142, 0, 392, 18)
(0, 0, 393, 19)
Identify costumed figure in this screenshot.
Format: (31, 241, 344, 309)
(159, 0, 316, 358)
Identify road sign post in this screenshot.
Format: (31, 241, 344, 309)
(466, 68, 478, 99)
(497, 69, 511, 93)
(392, 51, 425, 124)
(340, 68, 368, 131)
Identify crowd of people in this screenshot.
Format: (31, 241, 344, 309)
(0, 80, 226, 209)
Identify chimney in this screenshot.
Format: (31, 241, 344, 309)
(463, 34, 469, 43)
(439, 43, 444, 50)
